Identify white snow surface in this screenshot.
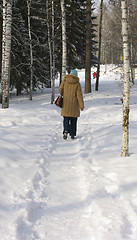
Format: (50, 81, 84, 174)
(0, 65, 137, 240)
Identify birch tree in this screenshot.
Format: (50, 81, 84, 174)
(1, 0, 12, 109)
(128, 0, 134, 84)
(61, 0, 67, 81)
(26, 0, 33, 101)
(84, 0, 91, 94)
(121, 0, 130, 157)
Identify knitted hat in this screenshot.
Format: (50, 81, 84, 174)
(70, 69, 78, 76)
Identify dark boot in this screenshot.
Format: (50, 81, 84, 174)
(63, 131, 68, 140)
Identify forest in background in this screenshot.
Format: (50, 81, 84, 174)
(0, 0, 137, 95)
(0, 0, 97, 95)
(100, 0, 137, 65)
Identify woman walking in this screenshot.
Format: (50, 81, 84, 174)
(59, 69, 84, 140)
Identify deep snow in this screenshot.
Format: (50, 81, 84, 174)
(0, 65, 137, 240)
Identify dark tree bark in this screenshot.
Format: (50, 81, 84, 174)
(84, 0, 91, 94)
(95, 0, 103, 91)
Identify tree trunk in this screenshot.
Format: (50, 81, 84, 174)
(121, 0, 130, 157)
(129, 40, 134, 84)
(51, 0, 55, 103)
(1, 0, 6, 96)
(84, 0, 91, 94)
(46, 0, 55, 104)
(95, 0, 103, 91)
(128, 1, 134, 84)
(61, 0, 67, 81)
(46, 1, 53, 94)
(27, 0, 33, 101)
(0, 7, 2, 80)
(1, 0, 12, 109)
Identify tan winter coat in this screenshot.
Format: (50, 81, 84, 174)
(59, 74, 84, 117)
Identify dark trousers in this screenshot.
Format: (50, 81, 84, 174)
(63, 117, 77, 136)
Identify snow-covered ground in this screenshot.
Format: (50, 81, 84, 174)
(0, 65, 137, 240)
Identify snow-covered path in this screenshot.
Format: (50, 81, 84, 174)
(1, 66, 137, 240)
